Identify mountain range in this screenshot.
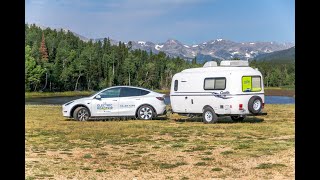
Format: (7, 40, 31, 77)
(32, 24, 295, 62)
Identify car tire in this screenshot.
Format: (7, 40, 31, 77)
(231, 116, 245, 122)
(73, 107, 90, 121)
(203, 107, 218, 124)
(137, 105, 154, 120)
(248, 96, 263, 114)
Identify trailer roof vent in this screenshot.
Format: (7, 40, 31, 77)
(220, 60, 249, 67)
(203, 61, 218, 68)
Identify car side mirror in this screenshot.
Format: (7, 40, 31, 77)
(95, 95, 101, 99)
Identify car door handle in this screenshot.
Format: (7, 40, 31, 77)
(136, 99, 140, 100)
(113, 100, 118, 101)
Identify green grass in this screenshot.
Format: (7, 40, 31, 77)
(83, 154, 92, 159)
(95, 169, 107, 173)
(221, 151, 234, 155)
(25, 104, 294, 179)
(211, 167, 223, 171)
(202, 151, 213, 155)
(81, 167, 92, 170)
(157, 162, 188, 169)
(180, 177, 189, 180)
(171, 143, 185, 148)
(183, 145, 207, 152)
(194, 162, 207, 166)
(255, 163, 287, 169)
(96, 152, 109, 156)
(264, 86, 295, 90)
(201, 157, 214, 161)
(25, 91, 95, 98)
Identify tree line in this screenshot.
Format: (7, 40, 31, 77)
(249, 60, 295, 88)
(25, 24, 201, 92)
(25, 24, 294, 92)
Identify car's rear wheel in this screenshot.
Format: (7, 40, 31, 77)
(73, 107, 90, 121)
(137, 105, 154, 120)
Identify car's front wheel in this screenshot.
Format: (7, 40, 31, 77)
(73, 107, 90, 121)
(137, 105, 154, 120)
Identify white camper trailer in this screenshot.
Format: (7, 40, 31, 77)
(170, 60, 267, 123)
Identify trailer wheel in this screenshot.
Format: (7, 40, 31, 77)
(248, 96, 263, 114)
(231, 116, 245, 122)
(202, 107, 218, 124)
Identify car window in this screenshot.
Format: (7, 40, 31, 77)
(120, 87, 145, 97)
(140, 89, 150, 95)
(99, 88, 121, 98)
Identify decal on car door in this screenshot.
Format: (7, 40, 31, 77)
(120, 104, 135, 108)
(97, 103, 113, 110)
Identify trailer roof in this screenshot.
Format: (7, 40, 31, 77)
(181, 66, 259, 73)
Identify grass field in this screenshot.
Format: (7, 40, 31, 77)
(25, 104, 294, 179)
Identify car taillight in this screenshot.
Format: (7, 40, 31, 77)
(262, 103, 264, 108)
(156, 97, 164, 101)
(239, 104, 243, 110)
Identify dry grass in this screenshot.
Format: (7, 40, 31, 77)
(25, 104, 294, 179)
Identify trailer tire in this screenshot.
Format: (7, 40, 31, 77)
(248, 96, 263, 114)
(203, 107, 218, 124)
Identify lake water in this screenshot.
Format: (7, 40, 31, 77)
(264, 96, 295, 104)
(25, 95, 294, 105)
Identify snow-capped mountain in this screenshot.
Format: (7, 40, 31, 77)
(27, 24, 295, 61)
(127, 38, 294, 61)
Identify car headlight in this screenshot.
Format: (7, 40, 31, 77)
(64, 101, 74, 106)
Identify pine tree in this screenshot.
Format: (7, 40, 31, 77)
(39, 32, 49, 61)
(192, 57, 197, 64)
(25, 45, 45, 91)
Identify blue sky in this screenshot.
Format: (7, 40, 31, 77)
(25, 0, 295, 45)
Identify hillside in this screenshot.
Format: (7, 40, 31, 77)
(253, 47, 295, 63)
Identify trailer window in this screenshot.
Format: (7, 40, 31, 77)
(242, 76, 262, 92)
(174, 80, 178, 91)
(204, 77, 226, 90)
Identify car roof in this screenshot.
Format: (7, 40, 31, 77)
(103, 86, 154, 92)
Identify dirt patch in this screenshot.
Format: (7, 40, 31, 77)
(265, 89, 295, 97)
